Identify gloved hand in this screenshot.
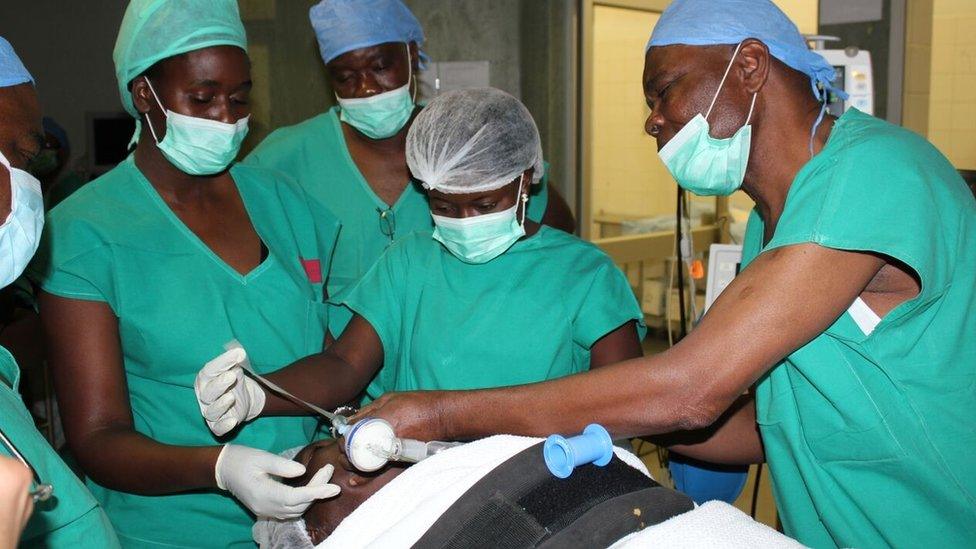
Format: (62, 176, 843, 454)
(195, 347, 266, 436)
(215, 444, 341, 519)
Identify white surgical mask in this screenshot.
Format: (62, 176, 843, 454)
(431, 177, 529, 264)
(144, 78, 249, 176)
(0, 148, 44, 288)
(658, 42, 757, 196)
(336, 43, 416, 140)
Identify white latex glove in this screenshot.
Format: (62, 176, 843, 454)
(215, 445, 341, 519)
(195, 347, 266, 436)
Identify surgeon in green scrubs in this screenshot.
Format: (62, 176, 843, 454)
(246, 0, 576, 337)
(29, 2, 340, 547)
(0, 36, 119, 549)
(340, 2, 976, 548)
(194, 88, 645, 441)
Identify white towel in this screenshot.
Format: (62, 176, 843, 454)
(609, 500, 806, 549)
(321, 435, 650, 549)
(257, 437, 802, 549)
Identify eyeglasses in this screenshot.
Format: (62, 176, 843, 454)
(377, 207, 396, 242)
(0, 428, 53, 502)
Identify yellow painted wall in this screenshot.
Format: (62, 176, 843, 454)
(591, 6, 665, 225)
(590, 1, 820, 232)
(928, 0, 976, 170)
(903, 0, 933, 137)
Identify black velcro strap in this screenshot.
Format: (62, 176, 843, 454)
(413, 442, 693, 549)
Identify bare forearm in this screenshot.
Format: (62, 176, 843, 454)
(650, 395, 764, 465)
(440, 354, 727, 440)
(72, 428, 221, 495)
(261, 351, 371, 415)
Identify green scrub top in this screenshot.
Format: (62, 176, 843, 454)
(740, 109, 976, 548)
(0, 347, 120, 548)
(29, 158, 339, 548)
(245, 106, 551, 336)
(344, 227, 646, 398)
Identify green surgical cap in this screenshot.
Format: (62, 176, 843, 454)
(113, 0, 248, 117)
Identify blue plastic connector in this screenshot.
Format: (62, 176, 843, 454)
(543, 424, 614, 479)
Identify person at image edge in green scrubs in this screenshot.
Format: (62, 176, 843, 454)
(0, 35, 119, 549)
(28, 2, 342, 547)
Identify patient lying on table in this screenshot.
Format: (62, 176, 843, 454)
(288, 439, 407, 544)
(257, 436, 710, 549)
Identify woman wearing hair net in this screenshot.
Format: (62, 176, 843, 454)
(0, 36, 120, 549)
(246, 0, 575, 339)
(29, 1, 342, 546)
(195, 88, 645, 457)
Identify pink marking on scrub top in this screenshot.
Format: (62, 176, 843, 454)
(301, 258, 323, 284)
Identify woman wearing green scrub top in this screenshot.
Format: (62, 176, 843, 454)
(247, 0, 575, 336)
(29, 3, 341, 546)
(194, 88, 644, 445)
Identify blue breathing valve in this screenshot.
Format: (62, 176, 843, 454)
(543, 424, 614, 479)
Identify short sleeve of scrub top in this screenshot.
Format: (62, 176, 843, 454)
(570, 261, 644, 349)
(759, 110, 954, 302)
(739, 109, 976, 548)
(28, 158, 341, 548)
(344, 227, 645, 399)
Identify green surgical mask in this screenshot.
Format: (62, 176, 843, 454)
(658, 42, 757, 197)
(337, 43, 416, 140)
(431, 179, 529, 264)
(144, 78, 249, 176)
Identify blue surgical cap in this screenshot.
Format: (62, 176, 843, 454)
(0, 37, 33, 88)
(309, 0, 429, 67)
(113, 0, 248, 117)
(647, 0, 843, 101)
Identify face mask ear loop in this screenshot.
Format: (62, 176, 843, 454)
(405, 42, 417, 103)
(744, 92, 758, 126)
(705, 41, 744, 122)
(143, 77, 168, 145)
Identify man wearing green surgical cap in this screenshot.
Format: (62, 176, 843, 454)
(30, 1, 342, 546)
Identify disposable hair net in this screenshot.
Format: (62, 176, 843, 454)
(647, 0, 845, 102)
(310, 0, 429, 67)
(406, 87, 544, 194)
(0, 37, 32, 87)
(113, 0, 248, 117)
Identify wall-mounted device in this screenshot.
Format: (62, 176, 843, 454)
(704, 244, 743, 313)
(806, 35, 874, 117)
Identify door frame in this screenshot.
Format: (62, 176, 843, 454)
(579, 0, 669, 240)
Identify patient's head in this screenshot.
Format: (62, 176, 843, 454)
(290, 439, 407, 545)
